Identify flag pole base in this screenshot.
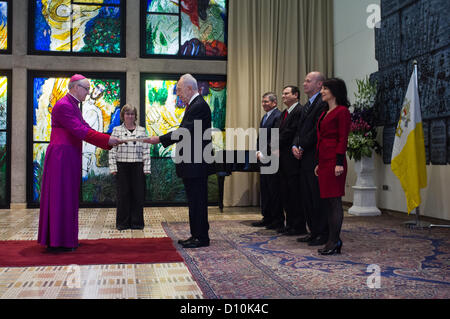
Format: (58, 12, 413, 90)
(403, 220, 431, 229)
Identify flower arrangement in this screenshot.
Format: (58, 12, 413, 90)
(347, 77, 382, 161)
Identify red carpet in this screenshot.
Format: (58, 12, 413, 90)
(0, 238, 184, 267)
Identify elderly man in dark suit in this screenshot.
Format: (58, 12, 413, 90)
(293, 72, 329, 246)
(275, 86, 307, 236)
(145, 74, 212, 248)
(253, 92, 283, 229)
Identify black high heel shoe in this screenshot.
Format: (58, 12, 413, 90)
(318, 240, 342, 255)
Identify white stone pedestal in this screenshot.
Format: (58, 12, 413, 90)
(348, 154, 381, 216)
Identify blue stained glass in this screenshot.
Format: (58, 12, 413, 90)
(34, 0, 51, 51)
(0, 2, 7, 25)
(33, 78, 46, 126)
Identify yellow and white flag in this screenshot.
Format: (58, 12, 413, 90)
(391, 65, 427, 214)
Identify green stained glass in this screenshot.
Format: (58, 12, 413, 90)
(147, 0, 178, 13)
(146, 14, 179, 55)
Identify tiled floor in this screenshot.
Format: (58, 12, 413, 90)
(0, 206, 261, 299)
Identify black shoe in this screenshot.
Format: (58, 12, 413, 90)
(131, 225, 145, 230)
(178, 237, 194, 245)
(252, 220, 269, 227)
(182, 238, 210, 249)
(296, 234, 314, 243)
(318, 240, 342, 255)
(276, 226, 288, 234)
(308, 236, 328, 246)
(116, 226, 129, 231)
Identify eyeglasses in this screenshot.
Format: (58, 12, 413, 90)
(78, 85, 90, 92)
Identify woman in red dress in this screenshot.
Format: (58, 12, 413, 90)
(314, 78, 351, 255)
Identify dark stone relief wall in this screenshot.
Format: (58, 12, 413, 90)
(372, 0, 450, 164)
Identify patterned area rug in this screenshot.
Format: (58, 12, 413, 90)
(163, 214, 450, 299)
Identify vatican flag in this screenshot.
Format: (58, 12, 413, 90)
(391, 64, 427, 214)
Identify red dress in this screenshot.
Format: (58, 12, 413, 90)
(316, 106, 351, 198)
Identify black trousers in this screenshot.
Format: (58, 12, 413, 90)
(183, 177, 209, 241)
(260, 171, 284, 225)
(300, 168, 328, 238)
(116, 162, 145, 229)
(280, 171, 307, 232)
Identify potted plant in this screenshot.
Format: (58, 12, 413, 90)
(348, 76, 382, 216)
(347, 77, 381, 161)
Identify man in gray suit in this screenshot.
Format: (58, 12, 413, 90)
(253, 92, 283, 229)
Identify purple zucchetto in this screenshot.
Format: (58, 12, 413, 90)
(69, 74, 87, 83)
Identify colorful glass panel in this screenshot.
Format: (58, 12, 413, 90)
(32, 0, 123, 55)
(31, 75, 123, 204)
(142, 75, 226, 204)
(144, 0, 227, 58)
(0, 1, 7, 51)
(144, 79, 226, 157)
(146, 14, 179, 55)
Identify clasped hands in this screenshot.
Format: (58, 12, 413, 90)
(292, 146, 304, 160)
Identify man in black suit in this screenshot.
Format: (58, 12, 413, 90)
(253, 92, 283, 229)
(292, 72, 329, 246)
(275, 86, 307, 236)
(145, 74, 212, 248)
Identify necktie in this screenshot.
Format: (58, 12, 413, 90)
(281, 111, 288, 124)
(261, 114, 268, 127)
(304, 101, 311, 113)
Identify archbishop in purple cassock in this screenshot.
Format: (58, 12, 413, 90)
(37, 74, 122, 251)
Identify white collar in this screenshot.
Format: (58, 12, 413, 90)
(287, 102, 299, 113)
(189, 92, 200, 105)
(68, 93, 81, 104)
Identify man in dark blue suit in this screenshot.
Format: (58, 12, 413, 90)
(145, 74, 212, 248)
(292, 72, 329, 246)
(253, 92, 283, 229)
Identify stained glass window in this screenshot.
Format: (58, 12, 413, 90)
(0, 72, 10, 208)
(0, 0, 11, 53)
(141, 74, 226, 203)
(28, 72, 125, 206)
(30, 0, 125, 56)
(142, 0, 227, 58)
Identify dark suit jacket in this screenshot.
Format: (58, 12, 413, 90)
(257, 108, 282, 159)
(159, 95, 212, 178)
(293, 93, 328, 170)
(275, 103, 303, 175)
